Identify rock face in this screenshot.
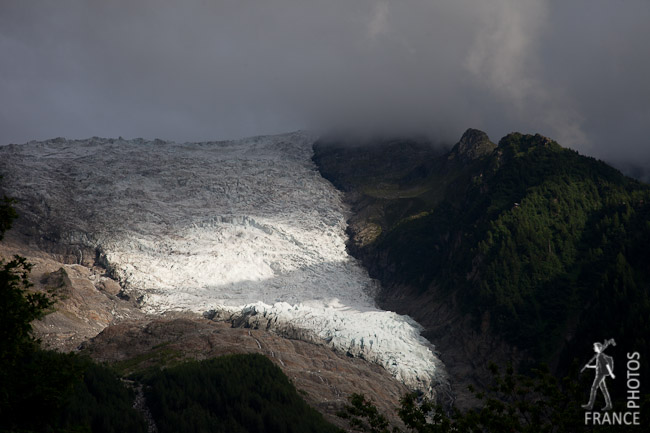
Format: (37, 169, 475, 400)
(81, 316, 411, 429)
(0, 132, 447, 395)
(0, 238, 145, 351)
(447, 128, 496, 163)
(376, 286, 520, 409)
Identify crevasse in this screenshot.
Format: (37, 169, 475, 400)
(0, 131, 447, 395)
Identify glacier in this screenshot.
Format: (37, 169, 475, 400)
(0, 131, 446, 394)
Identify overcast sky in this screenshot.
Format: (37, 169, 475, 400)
(1, 0, 649, 166)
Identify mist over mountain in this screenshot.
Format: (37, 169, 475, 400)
(1, 0, 649, 169)
(2, 0, 650, 428)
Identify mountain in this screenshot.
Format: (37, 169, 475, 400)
(3, 128, 649, 428)
(314, 129, 650, 401)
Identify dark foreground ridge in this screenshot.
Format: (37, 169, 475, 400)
(313, 129, 650, 404)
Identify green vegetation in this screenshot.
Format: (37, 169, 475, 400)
(1, 180, 148, 433)
(112, 342, 184, 376)
(314, 132, 650, 389)
(0, 347, 148, 432)
(339, 365, 650, 432)
(134, 354, 341, 433)
(460, 135, 650, 358)
(337, 393, 395, 433)
(52, 357, 148, 433)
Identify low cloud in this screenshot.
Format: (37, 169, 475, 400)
(1, 0, 648, 165)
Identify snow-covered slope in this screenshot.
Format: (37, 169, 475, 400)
(0, 132, 446, 394)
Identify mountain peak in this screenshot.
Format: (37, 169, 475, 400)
(448, 128, 496, 162)
(497, 132, 561, 156)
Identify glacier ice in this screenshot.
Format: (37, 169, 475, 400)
(0, 132, 447, 395)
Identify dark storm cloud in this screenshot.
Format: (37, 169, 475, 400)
(1, 0, 649, 165)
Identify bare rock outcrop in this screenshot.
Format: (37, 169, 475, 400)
(447, 128, 496, 163)
(0, 235, 145, 351)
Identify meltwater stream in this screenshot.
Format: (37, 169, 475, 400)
(0, 131, 446, 394)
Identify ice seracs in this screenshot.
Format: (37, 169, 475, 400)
(0, 131, 447, 395)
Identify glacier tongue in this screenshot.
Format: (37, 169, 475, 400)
(0, 131, 446, 395)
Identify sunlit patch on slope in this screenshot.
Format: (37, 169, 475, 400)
(0, 131, 447, 396)
(104, 214, 375, 308)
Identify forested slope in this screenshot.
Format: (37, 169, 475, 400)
(314, 130, 650, 394)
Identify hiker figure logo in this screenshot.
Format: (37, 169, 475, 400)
(581, 338, 616, 411)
